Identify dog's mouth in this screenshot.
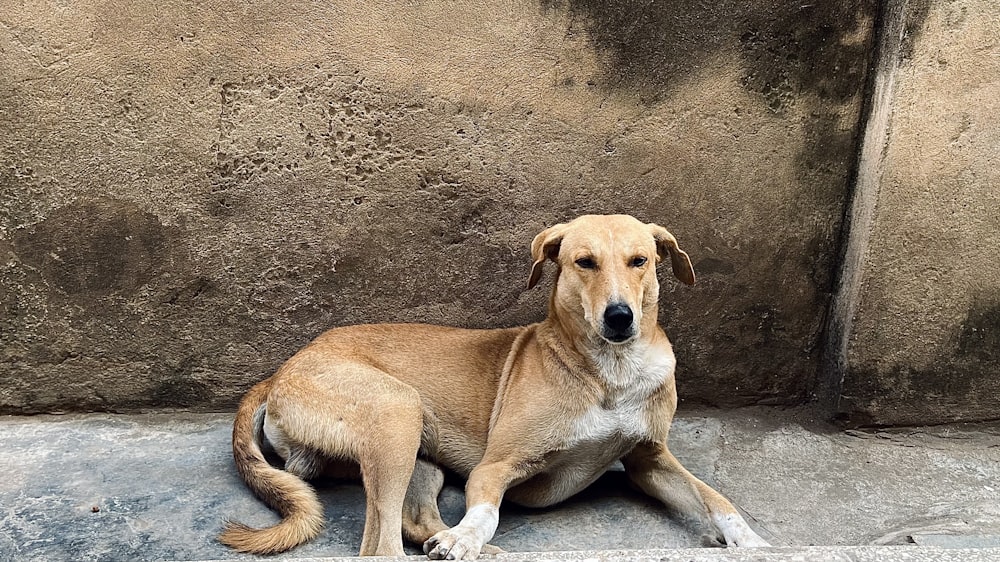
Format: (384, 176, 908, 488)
(600, 329, 636, 345)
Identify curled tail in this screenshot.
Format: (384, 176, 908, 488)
(218, 380, 325, 554)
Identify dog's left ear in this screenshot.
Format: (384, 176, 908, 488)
(528, 222, 570, 289)
(648, 223, 696, 286)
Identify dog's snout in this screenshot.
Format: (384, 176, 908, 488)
(603, 304, 634, 341)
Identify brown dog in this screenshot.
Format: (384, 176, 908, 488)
(220, 214, 769, 558)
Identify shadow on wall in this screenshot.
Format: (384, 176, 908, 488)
(542, 0, 875, 108)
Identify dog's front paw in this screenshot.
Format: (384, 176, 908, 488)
(713, 513, 771, 547)
(723, 525, 770, 547)
(730, 531, 771, 547)
(424, 526, 483, 560)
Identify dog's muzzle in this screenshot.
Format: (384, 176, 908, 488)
(602, 303, 635, 343)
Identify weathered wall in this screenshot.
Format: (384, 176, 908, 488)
(833, 0, 1000, 426)
(0, 1, 875, 413)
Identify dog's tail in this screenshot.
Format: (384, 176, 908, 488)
(218, 380, 325, 554)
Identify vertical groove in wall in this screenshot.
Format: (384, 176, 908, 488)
(821, 0, 910, 416)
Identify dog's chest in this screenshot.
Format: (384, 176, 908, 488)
(508, 344, 676, 507)
(568, 401, 648, 446)
(564, 345, 674, 448)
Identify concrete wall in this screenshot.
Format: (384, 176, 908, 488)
(1, 0, 875, 413)
(8, 0, 996, 425)
(830, 0, 1000, 426)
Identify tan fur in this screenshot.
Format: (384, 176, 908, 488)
(220, 214, 769, 558)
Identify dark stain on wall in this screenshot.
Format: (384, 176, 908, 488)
(955, 301, 1000, 363)
(739, 2, 875, 111)
(161, 276, 216, 308)
(540, 0, 719, 102)
(12, 198, 170, 296)
(542, 0, 876, 108)
(839, 300, 1000, 426)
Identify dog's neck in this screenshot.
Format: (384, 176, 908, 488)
(589, 339, 652, 388)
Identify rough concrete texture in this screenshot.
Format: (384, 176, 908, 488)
(835, 0, 1000, 425)
(3, 409, 1000, 560)
(0, 1, 876, 413)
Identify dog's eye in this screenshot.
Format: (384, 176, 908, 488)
(575, 257, 597, 270)
(630, 256, 648, 267)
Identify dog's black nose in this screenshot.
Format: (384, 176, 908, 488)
(603, 303, 634, 336)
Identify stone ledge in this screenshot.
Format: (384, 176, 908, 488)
(195, 546, 1000, 562)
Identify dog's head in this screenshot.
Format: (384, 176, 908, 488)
(528, 215, 695, 345)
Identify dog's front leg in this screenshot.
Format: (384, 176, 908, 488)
(623, 442, 770, 547)
(423, 460, 522, 560)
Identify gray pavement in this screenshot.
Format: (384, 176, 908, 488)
(2, 408, 999, 561)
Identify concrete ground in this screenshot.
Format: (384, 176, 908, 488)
(2, 407, 999, 561)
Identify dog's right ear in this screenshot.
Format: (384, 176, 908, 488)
(528, 222, 569, 289)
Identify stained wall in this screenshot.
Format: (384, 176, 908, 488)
(2, 1, 882, 413)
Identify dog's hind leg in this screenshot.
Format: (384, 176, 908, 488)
(266, 362, 424, 556)
(356, 407, 422, 557)
(402, 459, 449, 545)
(356, 379, 424, 556)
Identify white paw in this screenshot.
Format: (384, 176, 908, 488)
(424, 526, 484, 560)
(713, 512, 771, 547)
(730, 530, 771, 547)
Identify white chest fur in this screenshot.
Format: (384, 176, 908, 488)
(567, 343, 675, 446)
